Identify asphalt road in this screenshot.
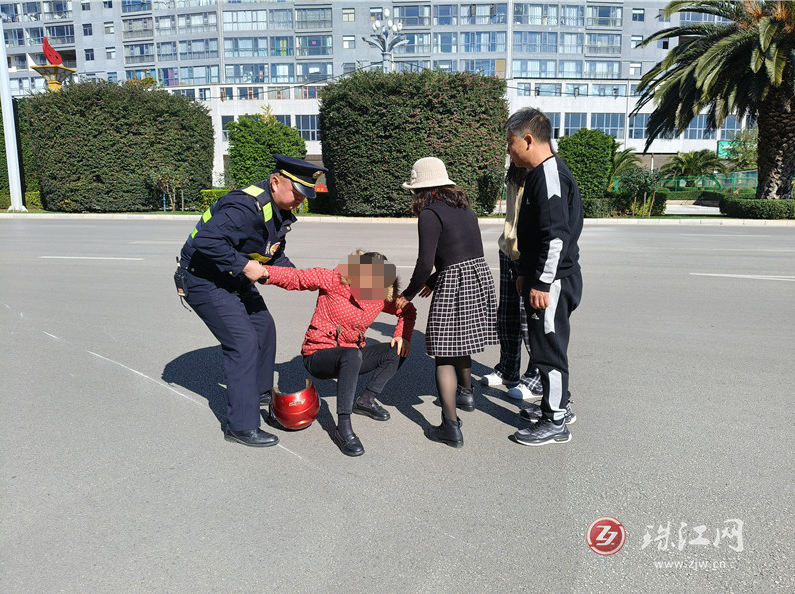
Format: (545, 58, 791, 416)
(1, 216, 793, 594)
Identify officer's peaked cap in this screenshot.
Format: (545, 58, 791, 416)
(273, 154, 328, 199)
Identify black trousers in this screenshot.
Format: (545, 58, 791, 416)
(524, 271, 582, 423)
(303, 342, 402, 415)
(185, 274, 275, 432)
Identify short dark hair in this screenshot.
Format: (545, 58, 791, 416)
(505, 108, 552, 146)
(411, 186, 470, 215)
(506, 162, 529, 185)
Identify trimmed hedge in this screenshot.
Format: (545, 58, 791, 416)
(582, 190, 668, 218)
(198, 189, 228, 212)
(0, 190, 41, 210)
(720, 197, 794, 219)
(319, 70, 507, 217)
(557, 128, 614, 201)
(21, 81, 213, 212)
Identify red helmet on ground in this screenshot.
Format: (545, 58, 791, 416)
(269, 379, 320, 431)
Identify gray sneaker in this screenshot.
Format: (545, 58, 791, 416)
(513, 418, 571, 446)
(519, 402, 576, 425)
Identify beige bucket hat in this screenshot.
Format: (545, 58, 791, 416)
(402, 157, 456, 190)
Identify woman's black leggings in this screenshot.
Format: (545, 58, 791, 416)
(303, 342, 402, 415)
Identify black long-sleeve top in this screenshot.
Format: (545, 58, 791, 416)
(517, 155, 583, 291)
(403, 200, 485, 301)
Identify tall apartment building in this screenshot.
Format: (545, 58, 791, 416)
(3, 1, 747, 182)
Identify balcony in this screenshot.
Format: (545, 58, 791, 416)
(48, 35, 75, 44)
(42, 10, 73, 21)
(586, 18, 622, 27)
(585, 45, 621, 55)
(121, 1, 152, 13)
(125, 53, 155, 64)
(294, 19, 332, 30)
(179, 50, 219, 60)
(179, 24, 217, 34)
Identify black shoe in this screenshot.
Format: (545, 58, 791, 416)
(352, 400, 390, 421)
(427, 415, 463, 448)
(259, 391, 272, 407)
(334, 430, 365, 457)
(224, 428, 279, 447)
(433, 385, 475, 412)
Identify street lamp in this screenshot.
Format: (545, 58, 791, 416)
(363, 7, 407, 72)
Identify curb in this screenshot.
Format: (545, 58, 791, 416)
(1, 212, 793, 226)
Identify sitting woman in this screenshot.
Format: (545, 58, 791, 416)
(262, 251, 415, 457)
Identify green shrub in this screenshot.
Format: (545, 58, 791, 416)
(582, 198, 611, 218)
(319, 70, 507, 217)
(198, 189, 228, 212)
(304, 191, 333, 215)
(719, 197, 794, 219)
(21, 81, 212, 212)
(557, 129, 614, 201)
(24, 190, 41, 209)
(0, 191, 9, 209)
(736, 187, 756, 197)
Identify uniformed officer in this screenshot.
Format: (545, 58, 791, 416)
(178, 155, 328, 447)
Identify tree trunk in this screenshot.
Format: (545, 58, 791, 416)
(755, 89, 795, 200)
(641, 191, 647, 217)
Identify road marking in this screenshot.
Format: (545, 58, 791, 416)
(39, 256, 144, 260)
(43, 331, 63, 341)
(680, 233, 770, 237)
(87, 350, 206, 407)
(690, 273, 795, 282)
(130, 240, 184, 245)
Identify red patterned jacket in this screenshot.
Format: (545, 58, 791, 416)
(265, 266, 416, 356)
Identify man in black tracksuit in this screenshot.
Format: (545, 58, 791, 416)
(505, 108, 583, 446)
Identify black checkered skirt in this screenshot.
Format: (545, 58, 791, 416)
(426, 257, 498, 357)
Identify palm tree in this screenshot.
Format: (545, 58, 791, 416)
(660, 149, 728, 186)
(610, 140, 642, 185)
(634, 1, 795, 199)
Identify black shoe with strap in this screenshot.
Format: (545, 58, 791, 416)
(352, 399, 390, 421)
(427, 414, 463, 448)
(433, 385, 475, 412)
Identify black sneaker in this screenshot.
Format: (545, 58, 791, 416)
(512, 418, 571, 446)
(519, 402, 576, 425)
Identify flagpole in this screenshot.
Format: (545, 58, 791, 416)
(0, 20, 25, 212)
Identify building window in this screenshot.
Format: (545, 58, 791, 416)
(296, 35, 333, 57)
(395, 60, 432, 73)
(560, 5, 584, 26)
(632, 8, 645, 22)
(720, 115, 743, 140)
(460, 3, 508, 25)
(225, 64, 266, 84)
(268, 9, 292, 30)
(223, 10, 268, 31)
(107, 71, 117, 82)
(81, 0, 90, 10)
(535, 83, 561, 97)
(238, 86, 264, 100)
(224, 37, 268, 58)
(396, 33, 431, 54)
(46, 24, 75, 44)
(270, 36, 293, 57)
(560, 33, 583, 54)
(460, 31, 506, 53)
(462, 59, 499, 77)
(103, 0, 112, 8)
(585, 60, 621, 79)
(370, 8, 382, 22)
(630, 35, 643, 48)
(156, 15, 175, 35)
(104, 22, 114, 34)
(342, 35, 355, 50)
(274, 114, 291, 126)
(586, 6, 622, 27)
(160, 67, 179, 88)
(657, 39, 670, 50)
(106, 47, 116, 59)
(564, 112, 586, 136)
(517, 82, 531, 97)
(179, 39, 219, 60)
(548, 113, 561, 138)
(433, 33, 457, 53)
(591, 113, 625, 138)
(178, 12, 217, 34)
(512, 59, 556, 78)
(270, 63, 294, 83)
(593, 84, 626, 97)
(341, 8, 354, 22)
(295, 8, 332, 30)
(685, 114, 716, 140)
(296, 62, 332, 83)
(221, 115, 234, 141)
(514, 4, 558, 26)
(514, 32, 557, 54)
(586, 33, 622, 55)
(433, 59, 457, 72)
(342, 62, 356, 74)
(433, 4, 457, 26)
(83, 23, 92, 36)
(559, 60, 583, 78)
(393, 5, 431, 27)
(566, 83, 588, 97)
(198, 88, 210, 101)
(628, 114, 649, 139)
(85, 48, 94, 61)
(296, 115, 319, 141)
(657, 9, 671, 23)
(629, 63, 642, 77)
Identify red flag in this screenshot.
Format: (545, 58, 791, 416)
(43, 37, 63, 65)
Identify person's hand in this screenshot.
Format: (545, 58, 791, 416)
(257, 266, 270, 284)
(418, 284, 432, 298)
(516, 276, 523, 295)
(395, 294, 409, 310)
(529, 288, 549, 310)
(391, 336, 411, 357)
(243, 260, 265, 284)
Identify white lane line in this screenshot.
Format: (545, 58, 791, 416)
(130, 241, 184, 245)
(680, 233, 770, 237)
(87, 350, 206, 407)
(690, 273, 795, 282)
(43, 331, 63, 341)
(39, 256, 144, 261)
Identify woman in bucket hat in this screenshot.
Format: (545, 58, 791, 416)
(397, 157, 498, 448)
